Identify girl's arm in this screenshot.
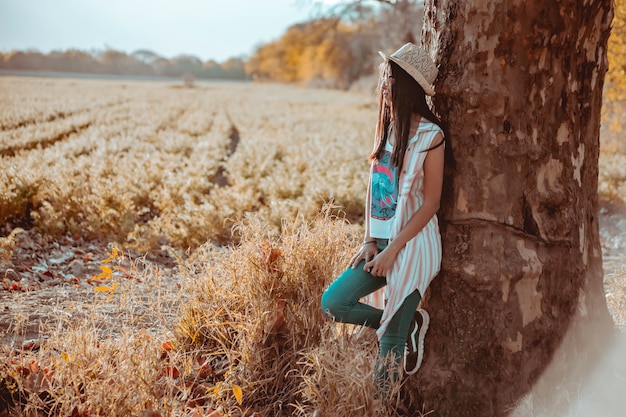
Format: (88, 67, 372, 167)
(348, 166, 380, 268)
(364, 133, 444, 277)
(364, 166, 373, 241)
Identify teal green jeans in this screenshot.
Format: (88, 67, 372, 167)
(321, 240, 422, 377)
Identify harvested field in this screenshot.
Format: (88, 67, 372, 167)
(0, 76, 625, 417)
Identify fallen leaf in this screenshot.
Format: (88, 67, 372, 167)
(194, 360, 215, 379)
(164, 366, 180, 379)
(212, 382, 222, 397)
(21, 339, 41, 351)
(93, 282, 118, 298)
(233, 384, 243, 405)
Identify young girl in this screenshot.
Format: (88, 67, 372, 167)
(321, 43, 445, 384)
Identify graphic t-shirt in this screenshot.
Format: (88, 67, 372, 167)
(370, 140, 398, 239)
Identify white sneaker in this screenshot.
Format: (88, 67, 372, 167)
(403, 309, 430, 375)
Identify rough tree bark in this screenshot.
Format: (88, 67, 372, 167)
(405, 1, 615, 416)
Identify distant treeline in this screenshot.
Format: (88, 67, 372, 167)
(0, 49, 247, 80)
(1, 2, 430, 88)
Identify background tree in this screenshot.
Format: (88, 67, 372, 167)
(606, 0, 626, 101)
(309, 0, 424, 45)
(246, 19, 349, 85)
(220, 57, 247, 80)
(0, 47, 245, 80)
(247, 2, 424, 88)
(50, 49, 101, 73)
(99, 49, 136, 74)
(397, 1, 615, 416)
(0, 50, 39, 70)
(170, 54, 203, 77)
(603, 0, 626, 152)
(132, 49, 164, 66)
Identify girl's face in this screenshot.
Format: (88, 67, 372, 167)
(380, 64, 394, 109)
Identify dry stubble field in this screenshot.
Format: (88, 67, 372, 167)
(0, 76, 625, 417)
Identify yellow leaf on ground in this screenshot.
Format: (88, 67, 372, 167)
(94, 282, 118, 297)
(213, 381, 222, 397)
(233, 384, 243, 405)
(93, 265, 113, 280)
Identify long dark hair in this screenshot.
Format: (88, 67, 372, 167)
(369, 60, 444, 172)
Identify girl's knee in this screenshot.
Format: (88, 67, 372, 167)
(320, 287, 339, 318)
(321, 285, 352, 321)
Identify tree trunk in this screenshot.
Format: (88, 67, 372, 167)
(407, 1, 615, 416)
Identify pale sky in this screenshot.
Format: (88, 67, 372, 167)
(0, 0, 339, 62)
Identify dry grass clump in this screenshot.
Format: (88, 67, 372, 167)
(294, 327, 410, 417)
(175, 207, 357, 410)
(2, 328, 169, 416)
(0, 250, 190, 416)
(172, 207, 409, 416)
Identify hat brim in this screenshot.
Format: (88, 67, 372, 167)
(379, 51, 436, 96)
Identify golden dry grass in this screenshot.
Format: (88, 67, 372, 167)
(0, 75, 624, 417)
(0, 76, 374, 254)
(0, 76, 412, 416)
(0, 210, 414, 416)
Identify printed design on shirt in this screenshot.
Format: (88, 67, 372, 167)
(371, 150, 398, 220)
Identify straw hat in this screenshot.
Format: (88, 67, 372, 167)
(379, 43, 438, 96)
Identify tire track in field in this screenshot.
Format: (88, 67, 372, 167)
(0, 99, 139, 158)
(0, 109, 84, 132)
(212, 112, 240, 187)
(0, 99, 130, 132)
(155, 107, 188, 133)
(0, 121, 93, 157)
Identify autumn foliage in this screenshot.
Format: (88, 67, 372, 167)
(245, 19, 373, 89)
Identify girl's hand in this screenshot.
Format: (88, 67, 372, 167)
(363, 246, 398, 277)
(348, 242, 379, 269)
